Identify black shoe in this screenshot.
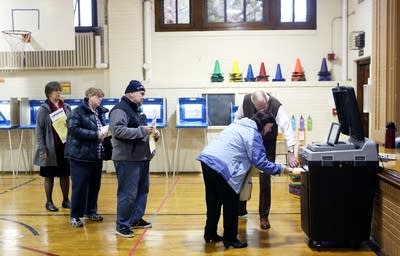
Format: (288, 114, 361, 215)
(70, 217, 84, 227)
(116, 228, 134, 238)
(131, 218, 152, 229)
(45, 202, 59, 212)
(62, 200, 71, 209)
(204, 234, 223, 243)
(223, 240, 248, 249)
(84, 213, 103, 221)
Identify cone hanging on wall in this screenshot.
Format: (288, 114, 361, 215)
(291, 58, 306, 81)
(272, 64, 285, 81)
(229, 60, 243, 82)
(211, 60, 224, 82)
(256, 62, 269, 82)
(244, 64, 256, 82)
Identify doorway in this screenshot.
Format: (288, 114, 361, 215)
(356, 58, 370, 138)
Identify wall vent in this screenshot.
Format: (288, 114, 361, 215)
(0, 32, 95, 70)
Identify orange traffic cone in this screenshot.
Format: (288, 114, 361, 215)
(291, 58, 306, 81)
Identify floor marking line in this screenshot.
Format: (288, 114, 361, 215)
(129, 176, 181, 256)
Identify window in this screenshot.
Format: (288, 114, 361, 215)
(74, 0, 99, 33)
(155, 0, 316, 31)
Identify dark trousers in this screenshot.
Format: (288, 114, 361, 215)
(201, 162, 239, 241)
(239, 144, 276, 218)
(70, 159, 103, 218)
(238, 173, 271, 218)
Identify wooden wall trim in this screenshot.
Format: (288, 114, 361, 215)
(371, 0, 400, 143)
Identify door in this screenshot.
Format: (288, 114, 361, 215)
(356, 58, 370, 138)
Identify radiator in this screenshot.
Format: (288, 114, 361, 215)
(0, 32, 95, 70)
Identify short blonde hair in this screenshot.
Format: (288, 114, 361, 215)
(85, 87, 104, 98)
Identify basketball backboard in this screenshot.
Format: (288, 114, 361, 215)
(0, 0, 75, 51)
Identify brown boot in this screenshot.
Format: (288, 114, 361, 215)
(260, 217, 271, 229)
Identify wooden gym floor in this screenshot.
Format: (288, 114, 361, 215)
(0, 172, 378, 256)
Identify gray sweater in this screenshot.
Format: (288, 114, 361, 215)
(109, 97, 153, 161)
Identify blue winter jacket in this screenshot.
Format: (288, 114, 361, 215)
(65, 98, 109, 162)
(197, 118, 283, 193)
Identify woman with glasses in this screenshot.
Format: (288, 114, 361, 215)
(65, 87, 109, 227)
(34, 81, 72, 212)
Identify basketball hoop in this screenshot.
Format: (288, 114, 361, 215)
(2, 30, 32, 52)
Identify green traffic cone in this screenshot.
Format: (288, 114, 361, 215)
(213, 60, 222, 74)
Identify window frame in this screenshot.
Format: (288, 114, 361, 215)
(155, 0, 316, 32)
(74, 0, 100, 33)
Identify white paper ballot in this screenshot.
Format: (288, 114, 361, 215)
(149, 133, 156, 154)
(101, 125, 109, 135)
(49, 108, 68, 143)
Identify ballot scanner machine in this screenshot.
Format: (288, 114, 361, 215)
(299, 85, 379, 248)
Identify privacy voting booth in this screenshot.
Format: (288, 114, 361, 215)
(174, 97, 208, 175)
(101, 98, 119, 124)
(0, 98, 20, 175)
(142, 98, 169, 175)
(231, 104, 239, 124)
(19, 99, 44, 128)
(143, 98, 167, 128)
(64, 99, 83, 110)
(17, 99, 45, 174)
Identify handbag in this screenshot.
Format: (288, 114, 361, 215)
(102, 136, 113, 160)
(239, 171, 253, 201)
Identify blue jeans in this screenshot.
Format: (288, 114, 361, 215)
(114, 160, 150, 231)
(70, 159, 103, 218)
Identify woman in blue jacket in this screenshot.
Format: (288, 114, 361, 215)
(197, 109, 290, 249)
(65, 88, 109, 227)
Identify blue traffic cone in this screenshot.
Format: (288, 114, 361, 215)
(272, 64, 285, 81)
(318, 57, 331, 81)
(244, 64, 256, 82)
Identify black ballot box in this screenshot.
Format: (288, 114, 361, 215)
(300, 139, 379, 248)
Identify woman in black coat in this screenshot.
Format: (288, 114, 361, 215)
(66, 88, 109, 227)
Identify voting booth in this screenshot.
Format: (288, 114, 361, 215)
(142, 97, 169, 175)
(64, 99, 83, 110)
(143, 97, 167, 128)
(174, 97, 208, 175)
(17, 99, 44, 174)
(0, 98, 20, 175)
(101, 98, 119, 124)
(231, 104, 239, 124)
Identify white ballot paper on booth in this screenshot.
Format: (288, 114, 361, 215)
(50, 108, 68, 143)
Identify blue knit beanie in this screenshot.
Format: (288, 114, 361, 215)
(125, 80, 145, 93)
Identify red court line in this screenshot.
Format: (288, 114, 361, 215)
(18, 245, 59, 256)
(128, 176, 181, 256)
(0, 242, 59, 256)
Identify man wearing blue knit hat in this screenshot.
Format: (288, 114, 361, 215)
(109, 80, 160, 238)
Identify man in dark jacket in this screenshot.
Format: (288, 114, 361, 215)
(109, 80, 160, 238)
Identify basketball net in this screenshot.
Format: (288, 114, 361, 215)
(1, 30, 31, 68)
